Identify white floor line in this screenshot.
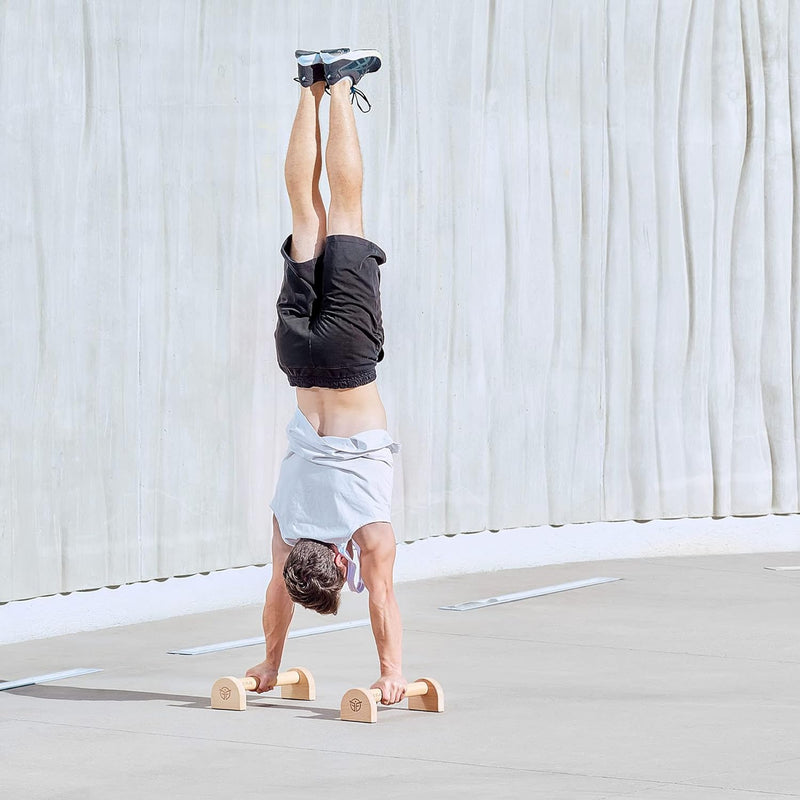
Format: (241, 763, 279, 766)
(764, 565, 800, 571)
(439, 577, 621, 611)
(167, 618, 371, 655)
(0, 668, 103, 691)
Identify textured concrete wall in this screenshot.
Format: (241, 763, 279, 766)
(3, 0, 800, 601)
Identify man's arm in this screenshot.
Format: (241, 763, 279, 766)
(246, 522, 294, 693)
(354, 523, 406, 704)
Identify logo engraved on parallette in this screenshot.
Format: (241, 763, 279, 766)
(219, 686, 232, 701)
(349, 698, 362, 713)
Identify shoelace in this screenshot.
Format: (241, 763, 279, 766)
(292, 77, 372, 113)
(350, 85, 371, 113)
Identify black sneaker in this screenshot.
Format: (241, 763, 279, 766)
(321, 49, 382, 111)
(321, 48, 381, 87)
(294, 48, 350, 88)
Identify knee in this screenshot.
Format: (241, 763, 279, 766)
(287, 189, 326, 219)
(328, 171, 362, 206)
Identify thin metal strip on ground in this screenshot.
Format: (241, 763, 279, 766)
(439, 577, 621, 611)
(763, 565, 800, 571)
(0, 668, 103, 691)
(167, 618, 371, 655)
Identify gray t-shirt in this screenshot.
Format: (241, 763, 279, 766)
(269, 407, 401, 592)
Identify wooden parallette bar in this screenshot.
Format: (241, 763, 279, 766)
(211, 666, 315, 711)
(340, 677, 444, 723)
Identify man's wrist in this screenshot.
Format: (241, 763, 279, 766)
(263, 655, 281, 671)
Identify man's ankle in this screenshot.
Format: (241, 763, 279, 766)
(330, 76, 353, 92)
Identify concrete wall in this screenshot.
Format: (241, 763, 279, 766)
(3, 0, 800, 602)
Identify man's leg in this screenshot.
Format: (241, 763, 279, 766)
(285, 83, 327, 261)
(326, 78, 364, 238)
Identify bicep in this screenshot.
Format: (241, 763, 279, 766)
(356, 532, 396, 594)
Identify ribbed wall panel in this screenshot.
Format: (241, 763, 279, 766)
(2, 0, 800, 601)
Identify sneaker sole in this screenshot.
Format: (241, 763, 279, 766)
(295, 47, 350, 65)
(320, 48, 381, 64)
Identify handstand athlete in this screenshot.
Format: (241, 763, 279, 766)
(246, 49, 407, 705)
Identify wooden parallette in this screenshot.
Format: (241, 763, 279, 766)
(340, 677, 444, 723)
(211, 666, 315, 711)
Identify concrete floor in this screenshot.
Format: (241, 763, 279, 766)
(1, 552, 798, 799)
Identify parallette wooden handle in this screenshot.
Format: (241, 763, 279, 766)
(242, 669, 302, 692)
(368, 680, 429, 702)
(212, 666, 315, 710)
(340, 677, 443, 722)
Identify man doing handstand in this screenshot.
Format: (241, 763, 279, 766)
(246, 48, 407, 705)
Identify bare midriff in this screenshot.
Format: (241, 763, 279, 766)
(296, 381, 388, 437)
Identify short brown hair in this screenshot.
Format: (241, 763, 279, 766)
(282, 539, 345, 615)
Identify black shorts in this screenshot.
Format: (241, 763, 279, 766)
(274, 234, 387, 389)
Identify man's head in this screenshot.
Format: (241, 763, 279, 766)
(282, 539, 348, 615)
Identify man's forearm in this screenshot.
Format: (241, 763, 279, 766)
(368, 589, 403, 675)
(262, 577, 294, 667)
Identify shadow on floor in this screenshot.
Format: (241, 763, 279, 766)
(2, 684, 340, 719)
